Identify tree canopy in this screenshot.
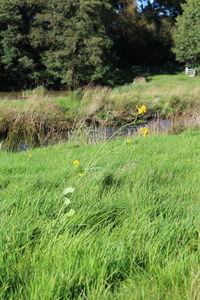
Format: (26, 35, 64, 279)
(0, 0, 188, 91)
(173, 0, 200, 65)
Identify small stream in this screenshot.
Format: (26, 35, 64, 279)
(88, 119, 172, 143)
(14, 120, 170, 151)
(1, 118, 198, 151)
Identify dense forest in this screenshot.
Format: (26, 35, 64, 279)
(0, 0, 198, 91)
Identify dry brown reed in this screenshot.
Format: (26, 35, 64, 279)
(0, 99, 72, 151)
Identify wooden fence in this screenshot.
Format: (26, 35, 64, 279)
(185, 67, 196, 77)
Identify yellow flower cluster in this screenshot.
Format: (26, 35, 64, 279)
(73, 160, 80, 167)
(138, 105, 147, 115)
(72, 160, 83, 176)
(140, 127, 149, 136)
(126, 139, 133, 144)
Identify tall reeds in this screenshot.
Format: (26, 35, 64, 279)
(0, 99, 72, 151)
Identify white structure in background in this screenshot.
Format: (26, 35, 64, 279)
(185, 67, 196, 77)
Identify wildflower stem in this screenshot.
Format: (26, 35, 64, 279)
(85, 143, 123, 171)
(85, 114, 139, 171)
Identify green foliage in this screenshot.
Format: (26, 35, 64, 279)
(173, 0, 200, 65)
(0, 0, 115, 90)
(39, 0, 114, 89)
(114, 1, 176, 68)
(0, 0, 183, 90)
(152, 0, 185, 16)
(0, 0, 46, 89)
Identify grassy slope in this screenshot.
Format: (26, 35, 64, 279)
(111, 73, 200, 116)
(1, 73, 200, 119)
(0, 130, 200, 299)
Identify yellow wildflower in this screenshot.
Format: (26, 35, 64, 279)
(138, 105, 147, 115)
(27, 154, 32, 158)
(73, 160, 80, 167)
(126, 139, 133, 144)
(140, 127, 149, 136)
(78, 173, 84, 177)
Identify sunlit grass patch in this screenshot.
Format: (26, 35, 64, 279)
(0, 131, 200, 299)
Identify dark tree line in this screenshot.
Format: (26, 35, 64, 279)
(0, 0, 186, 90)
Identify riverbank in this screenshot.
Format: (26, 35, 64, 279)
(1, 131, 200, 299)
(1, 73, 200, 150)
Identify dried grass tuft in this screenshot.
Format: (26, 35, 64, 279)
(0, 99, 72, 151)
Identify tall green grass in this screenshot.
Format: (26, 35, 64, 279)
(0, 130, 199, 299)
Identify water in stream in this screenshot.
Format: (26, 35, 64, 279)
(88, 119, 172, 143)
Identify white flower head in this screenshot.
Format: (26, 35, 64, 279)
(63, 187, 75, 195)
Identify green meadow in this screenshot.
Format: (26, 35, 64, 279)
(0, 130, 200, 299)
(1, 73, 200, 118)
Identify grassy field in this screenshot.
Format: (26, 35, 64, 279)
(0, 130, 200, 299)
(1, 73, 200, 116)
